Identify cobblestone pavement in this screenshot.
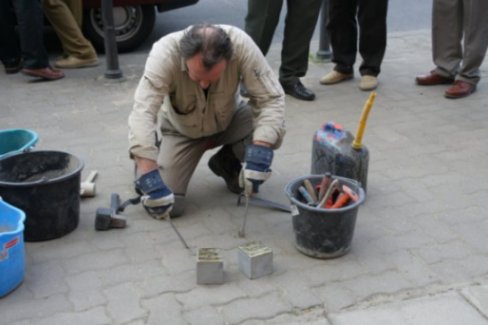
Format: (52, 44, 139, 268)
(1, 30, 488, 325)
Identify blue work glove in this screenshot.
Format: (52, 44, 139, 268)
(239, 144, 273, 195)
(135, 170, 174, 219)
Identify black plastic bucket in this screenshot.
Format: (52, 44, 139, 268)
(0, 151, 84, 241)
(284, 175, 365, 259)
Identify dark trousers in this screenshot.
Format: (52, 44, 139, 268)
(327, 0, 388, 76)
(0, 0, 49, 69)
(245, 0, 323, 84)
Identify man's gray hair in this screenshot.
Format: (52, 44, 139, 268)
(180, 24, 233, 70)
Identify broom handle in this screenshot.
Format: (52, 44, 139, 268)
(352, 91, 376, 150)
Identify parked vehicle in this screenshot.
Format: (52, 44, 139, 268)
(82, 0, 199, 52)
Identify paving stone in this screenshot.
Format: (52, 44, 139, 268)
(138, 269, 195, 297)
(313, 282, 357, 312)
(97, 259, 165, 288)
(0, 294, 72, 324)
(220, 291, 292, 324)
(183, 305, 225, 325)
(65, 271, 106, 311)
(34, 307, 110, 325)
(62, 248, 128, 274)
(24, 260, 68, 299)
(262, 308, 330, 325)
(461, 285, 488, 319)
(329, 292, 487, 325)
(104, 282, 146, 324)
(175, 284, 247, 310)
(141, 293, 186, 325)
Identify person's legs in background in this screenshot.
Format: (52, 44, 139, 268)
(456, 0, 488, 83)
(245, 0, 283, 56)
(432, 0, 462, 79)
(444, 0, 488, 98)
(279, 0, 322, 101)
(415, 0, 457, 87)
(241, 0, 283, 97)
(43, 0, 98, 69)
(0, 0, 22, 73)
(11, 0, 65, 80)
(357, 0, 388, 90)
(320, 0, 357, 85)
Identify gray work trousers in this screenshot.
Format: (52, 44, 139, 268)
(432, 0, 488, 84)
(157, 103, 253, 216)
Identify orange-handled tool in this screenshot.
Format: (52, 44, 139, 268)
(330, 192, 351, 209)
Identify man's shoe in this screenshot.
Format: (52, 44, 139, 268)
(281, 80, 315, 101)
(208, 145, 242, 194)
(4, 59, 23, 74)
(54, 55, 98, 69)
(415, 71, 454, 86)
(444, 81, 476, 99)
(359, 75, 378, 91)
(320, 70, 353, 85)
(22, 67, 65, 81)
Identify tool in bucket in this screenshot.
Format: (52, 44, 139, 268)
(311, 91, 376, 191)
(295, 175, 360, 210)
(95, 193, 190, 251)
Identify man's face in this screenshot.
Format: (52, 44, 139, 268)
(186, 53, 227, 89)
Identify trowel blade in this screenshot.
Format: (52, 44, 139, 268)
(237, 194, 291, 213)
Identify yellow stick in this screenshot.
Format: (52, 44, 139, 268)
(352, 91, 376, 150)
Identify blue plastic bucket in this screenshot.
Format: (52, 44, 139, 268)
(0, 128, 38, 159)
(0, 199, 26, 297)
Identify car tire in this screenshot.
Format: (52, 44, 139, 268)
(83, 5, 155, 53)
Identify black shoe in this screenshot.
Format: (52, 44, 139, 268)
(208, 145, 242, 194)
(281, 80, 315, 101)
(3, 59, 23, 74)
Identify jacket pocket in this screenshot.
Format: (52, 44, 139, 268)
(210, 92, 235, 131)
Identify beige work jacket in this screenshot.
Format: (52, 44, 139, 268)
(128, 25, 285, 161)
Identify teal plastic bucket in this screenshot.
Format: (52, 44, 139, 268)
(0, 128, 38, 159)
(0, 199, 26, 297)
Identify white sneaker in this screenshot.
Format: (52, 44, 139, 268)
(319, 70, 354, 85)
(359, 75, 378, 91)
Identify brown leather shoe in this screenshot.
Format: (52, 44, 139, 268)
(416, 71, 454, 86)
(22, 67, 65, 81)
(444, 81, 476, 99)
